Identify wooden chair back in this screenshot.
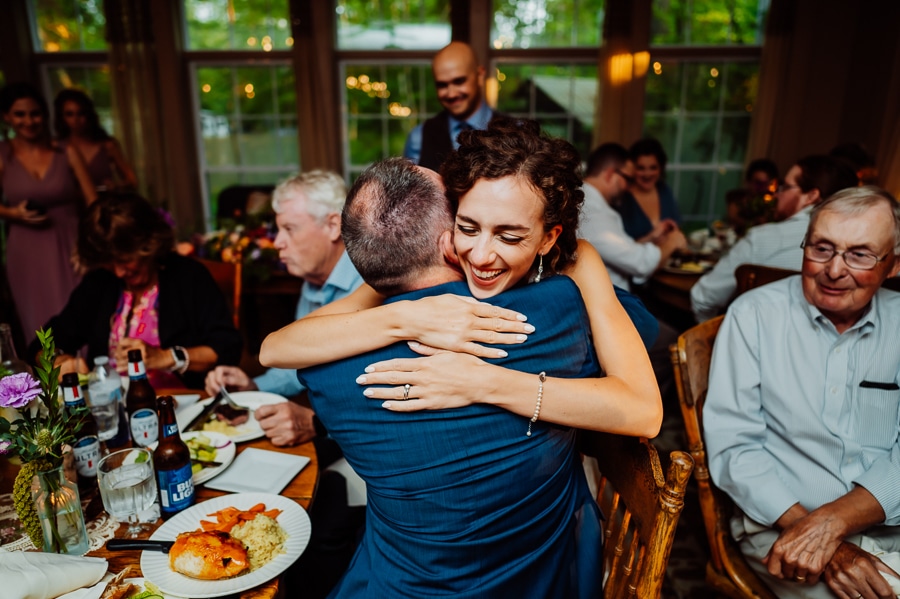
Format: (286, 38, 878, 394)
(734, 264, 798, 297)
(578, 431, 693, 598)
(195, 257, 242, 329)
(670, 316, 776, 598)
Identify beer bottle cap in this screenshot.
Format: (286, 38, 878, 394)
(127, 349, 143, 363)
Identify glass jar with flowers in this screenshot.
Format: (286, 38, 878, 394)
(0, 328, 90, 554)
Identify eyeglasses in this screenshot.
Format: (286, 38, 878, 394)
(801, 240, 890, 270)
(777, 183, 800, 193)
(616, 169, 636, 186)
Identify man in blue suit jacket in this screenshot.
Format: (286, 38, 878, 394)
(298, 159, 606, 597)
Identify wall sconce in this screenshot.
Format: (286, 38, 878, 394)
(608, 51, 651, 85)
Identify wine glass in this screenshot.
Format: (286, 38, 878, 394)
(98, 448, 157, 538)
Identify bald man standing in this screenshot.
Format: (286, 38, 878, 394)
(403, 41, 503, 171)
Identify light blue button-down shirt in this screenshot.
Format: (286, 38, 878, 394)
(402, 100, 494, 164)
(252, 251, 363, 397)
(691, 206, 812, 323)
(705, 276, 900, 528)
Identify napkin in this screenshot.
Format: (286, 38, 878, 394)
(0, 552, 107, 599)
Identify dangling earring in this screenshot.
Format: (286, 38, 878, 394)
(534, 253, 544, 283)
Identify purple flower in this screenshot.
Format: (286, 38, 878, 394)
(0, 372, 41, 409)
(0, 440, 10, 454)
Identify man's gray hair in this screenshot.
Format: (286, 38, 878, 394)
(272, 170, 347, 222)
(808, 185, 900, 255)
(342, 158, 452, 296)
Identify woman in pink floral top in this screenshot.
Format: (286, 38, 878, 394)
(31, 193, 242, 389)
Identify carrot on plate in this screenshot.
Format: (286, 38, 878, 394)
(199, 504, 284, 533)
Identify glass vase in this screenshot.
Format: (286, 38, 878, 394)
(31, 466, 90, 555)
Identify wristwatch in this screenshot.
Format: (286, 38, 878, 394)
(170, 346, 189, 374)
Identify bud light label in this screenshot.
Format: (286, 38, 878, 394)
(163, 423, 179, 438)
(73, 436, 100, 477)
(158, 464, 195, 514)
(130, 408, 159, 447)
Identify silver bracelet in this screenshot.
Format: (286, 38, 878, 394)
(526, 371, 546, 437)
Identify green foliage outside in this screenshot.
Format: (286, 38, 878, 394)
(493, 0, 605, 48)
(32, 0, 106, 51)
(651, 0, 767, 45)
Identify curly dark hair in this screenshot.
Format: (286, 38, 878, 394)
(440, 117, 584, 276)
(54, 88, 111, 142)
(76, 191, 174, 270)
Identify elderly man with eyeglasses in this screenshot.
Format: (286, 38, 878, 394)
(704, 186, 900, 599)
(691, 155, 858, 323)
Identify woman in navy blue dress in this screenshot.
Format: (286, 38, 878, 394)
(262, 120, 662, 597)
(617, 137, 682, 241)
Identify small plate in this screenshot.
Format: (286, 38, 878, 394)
(662, 260, 714, 275)
(180, 391, 289, 443)
(203, 448, 310, 494)
(148, 431, 236, 486)
(141, 493, 311, 598)
(122, 577, 187, 598)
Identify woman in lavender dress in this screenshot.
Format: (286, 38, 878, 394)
(54, 88, 137, 192)
(0, 82, 96, 344)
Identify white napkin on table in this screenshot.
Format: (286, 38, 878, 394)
(0, 552, 107, 599)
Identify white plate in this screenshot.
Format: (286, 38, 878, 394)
(148, 431, 237, 486)
(181, 391, 288, 443)
(203, 448, 310, 494)
(141, 493, 311, 598)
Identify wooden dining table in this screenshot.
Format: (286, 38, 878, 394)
(0, 390, 319, 599)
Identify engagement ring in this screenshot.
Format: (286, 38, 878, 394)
(403, 384, 411, 400)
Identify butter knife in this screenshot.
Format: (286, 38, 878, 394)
(183, 392, 225, 432)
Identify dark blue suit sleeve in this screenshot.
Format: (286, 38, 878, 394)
(613, 285, 659, 348)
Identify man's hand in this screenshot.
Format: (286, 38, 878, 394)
(204, 366, 258, 396)
(255, 402, 316, 446)
(115, 338, 171, 371)
(823, 542, 898, 599)
(765, 505, 847, 583)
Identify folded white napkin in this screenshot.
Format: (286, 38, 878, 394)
(0, 552, 108, 599)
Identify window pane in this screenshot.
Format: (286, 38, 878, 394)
(492, 0, 605, 48)
(45, 65, 114, 135)
(644, 60, 759, 227)
(195, 64, 298, 219)
(336, 0, 450, 50)
(185, 0, 292, 51)
(343, 62, 433, 176)
(32, 0, 106, 52)
(651, 0, 768, 46)
(495, 62, 597, 160)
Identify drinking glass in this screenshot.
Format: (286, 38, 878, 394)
(98, 448, 157, 538)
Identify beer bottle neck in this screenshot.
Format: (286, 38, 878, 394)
(157, 397, 179, 439)
(128, 359, 148, 381)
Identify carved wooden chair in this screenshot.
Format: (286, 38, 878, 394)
(670, 316, 776, 599)
(578, 431, 693, 598)
(195, 257, 243, 329)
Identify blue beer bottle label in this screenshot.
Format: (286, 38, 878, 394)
(158, 464, 195, 514)
(73, 435, 101, 477)
(130, 408, 159, 447)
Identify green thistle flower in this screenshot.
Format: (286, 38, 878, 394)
(34, 428, 55, 455)
(13, 458, 53, 550)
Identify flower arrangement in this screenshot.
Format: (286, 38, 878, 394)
(191, 222, 283, 281)
(0, 328, 89, 550)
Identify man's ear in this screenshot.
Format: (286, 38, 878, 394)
(801, 188, 821, 209)
(325, 212, 343, 242)
(440, 229, 459, 266)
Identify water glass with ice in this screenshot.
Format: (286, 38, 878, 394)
(98, 448, 157, 538)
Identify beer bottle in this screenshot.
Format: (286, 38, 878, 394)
(61, 372, 102, 494)
(125, 349, 158, 447)
(154, 395, 195, 518)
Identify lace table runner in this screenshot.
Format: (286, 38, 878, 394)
(0, 491, 119, 553)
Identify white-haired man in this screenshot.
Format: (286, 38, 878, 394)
(705, 186, 900, 598)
